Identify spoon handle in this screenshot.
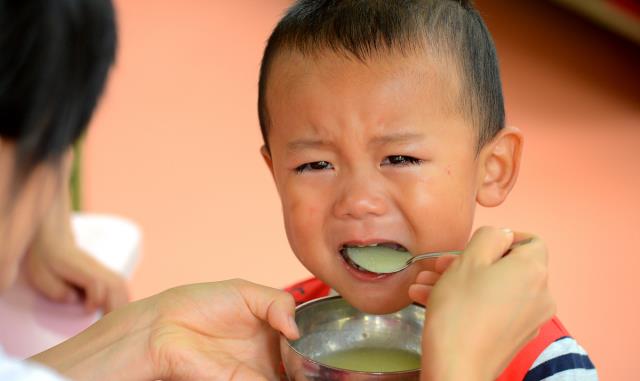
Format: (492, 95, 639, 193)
(408, 238, 534, 264)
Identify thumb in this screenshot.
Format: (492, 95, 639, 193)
(232, 279, 300, 340)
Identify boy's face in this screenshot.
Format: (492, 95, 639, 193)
(263, 51, 496, 313)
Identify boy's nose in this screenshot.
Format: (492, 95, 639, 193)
(333, 173, 388, 220)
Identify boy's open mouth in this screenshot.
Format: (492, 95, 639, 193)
(339, 242, 408, 276)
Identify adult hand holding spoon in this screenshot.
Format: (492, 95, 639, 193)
(409, 227, 555, 381)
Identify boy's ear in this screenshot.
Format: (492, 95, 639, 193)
(260, 145, 275, 178)
(476, 126, 523, 207)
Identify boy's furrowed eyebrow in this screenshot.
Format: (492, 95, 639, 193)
(286, 133, 425, 151)
(370, 132, 425, 145)
(286, 138, 331, 151)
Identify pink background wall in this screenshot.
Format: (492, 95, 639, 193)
(83, 1, 640, 379)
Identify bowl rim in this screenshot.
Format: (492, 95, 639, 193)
(282, 295, 425, 375)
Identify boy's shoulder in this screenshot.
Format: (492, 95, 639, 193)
(521, 336, 598, 381)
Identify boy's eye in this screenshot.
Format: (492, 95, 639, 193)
(295, 161, 334, 173)
(381, 155, 423, 166)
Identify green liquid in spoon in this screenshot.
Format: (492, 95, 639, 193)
(318, 347, 421, 372)
(346, 246, 412, 273)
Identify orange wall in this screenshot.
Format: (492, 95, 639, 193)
(84, 1, 640, 379)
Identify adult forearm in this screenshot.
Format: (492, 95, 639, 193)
(421, 350, 490, 381)
(421, 360, 488, 381)
(420, 316, 492, 381)
(30, 299, 156, 381)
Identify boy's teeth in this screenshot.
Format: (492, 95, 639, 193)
(346, 243, 406, 251)
(346, 242, 407, 251)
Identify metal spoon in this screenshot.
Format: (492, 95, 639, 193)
(345, 238, 533, 275)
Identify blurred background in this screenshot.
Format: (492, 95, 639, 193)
(80, 0, 639, 379)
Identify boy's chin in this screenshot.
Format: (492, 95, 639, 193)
(339, 290, 414, 315)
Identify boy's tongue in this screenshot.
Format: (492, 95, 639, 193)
(345, 244, 411, 274)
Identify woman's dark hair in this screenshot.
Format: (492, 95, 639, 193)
(0, 0, 117, 183)
(258, 0, 504, 152)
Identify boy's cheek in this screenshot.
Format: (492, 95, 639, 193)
(284, 199, 318, 232)
(282, 184, 332, 226)
(283, 199, 327, 259)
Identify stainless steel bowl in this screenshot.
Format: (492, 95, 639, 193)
(280, 296, 424, 380)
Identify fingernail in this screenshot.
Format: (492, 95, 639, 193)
(501, 228, 513, 235)
(288, 315, 300, 338)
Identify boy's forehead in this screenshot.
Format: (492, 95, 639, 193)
(266, 49, 465, 137)
(268, 49, 458, 95)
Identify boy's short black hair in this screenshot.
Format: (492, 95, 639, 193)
(258, 0, 504, 152)
(0, 0, 117, 182)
